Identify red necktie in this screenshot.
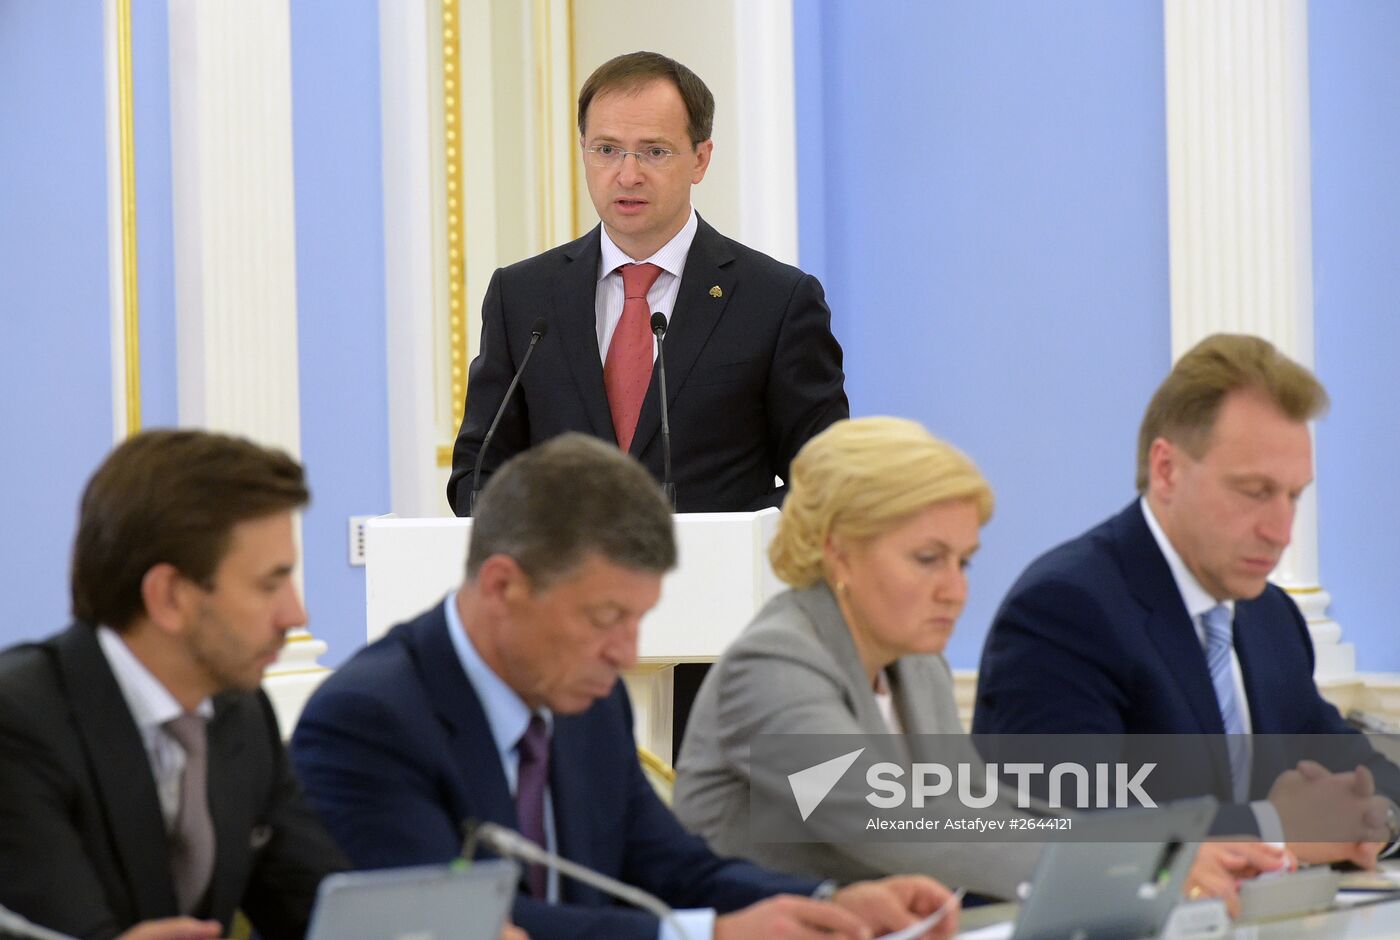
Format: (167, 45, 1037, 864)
(604, 263, 663, 453)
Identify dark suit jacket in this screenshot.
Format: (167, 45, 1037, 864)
(0, 625, 346, 940)
(290, 601, 819, 940)
(446, 216, 848, 514)
(972, 501, 1399, 825)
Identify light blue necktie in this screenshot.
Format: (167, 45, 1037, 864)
(1203, 603, 1250, 800)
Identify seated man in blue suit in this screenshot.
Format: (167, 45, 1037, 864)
(292, 434, 958, 940)
(974, 334, 1398, 865)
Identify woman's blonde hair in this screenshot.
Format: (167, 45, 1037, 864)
(770, 417, 994, 588)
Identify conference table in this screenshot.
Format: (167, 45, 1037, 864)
(954, 869, 1400, 938)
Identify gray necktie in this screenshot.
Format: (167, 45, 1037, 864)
(164, 713, 215, 914)
(1202, 604, 1250, 800)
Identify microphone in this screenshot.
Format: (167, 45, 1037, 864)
(0, 905, 80, 940)
(462, 820, 692, 940)
(649, 312, 676, 510)
(470, 317, 548, 514)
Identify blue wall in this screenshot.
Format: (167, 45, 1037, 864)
(290, 0, 390, 668)
(0, 3, 115, 637)
(0, 4, 389, 668)
(2, 3, 1393, 675)
(133, 0, 179, 428)
(795, 0, 1172, 669)
(1311, 1, 1400, 672)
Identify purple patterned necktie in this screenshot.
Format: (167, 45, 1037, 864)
(516, 713, 550, 899)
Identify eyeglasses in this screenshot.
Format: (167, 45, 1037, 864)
(583, 144, 678, 169)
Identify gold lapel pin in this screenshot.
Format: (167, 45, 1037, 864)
(709, 285, 723, 298)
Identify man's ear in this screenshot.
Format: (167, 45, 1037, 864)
(690, 138, 713, 185)
(139, 563, 194, 636)
(474, 555, 531, 609)
(1147, 437, 1179, 501)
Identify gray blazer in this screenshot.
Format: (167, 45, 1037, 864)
(673, 583, 1040, 899)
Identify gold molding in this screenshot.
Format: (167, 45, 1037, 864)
(442, 0, 468, 442)
(434, 0, 578, 469)
(116, 0, 141, 434)
(638, 745, 676, 784)
(533, 0, 550, 252)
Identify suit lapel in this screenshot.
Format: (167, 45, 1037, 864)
(794, 586, 874, 719)
(1231, 600, 1275, 733)
(794, 586, 917, 762)
(1114, 505, 1226, 735)
(204, 697, 251, 922)
(551, 228, 616, 440)
(406, 610, 518, 836)
(55, 626, 178, 918)
(545, 713, 596, 905)
(629, 217, 737, 457)
(1112, 504, 1235, 796)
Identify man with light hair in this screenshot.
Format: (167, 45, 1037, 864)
(974, 333, 1400, 864)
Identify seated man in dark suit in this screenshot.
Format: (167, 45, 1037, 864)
(974, 333, 1398, 864)
(0, 430, 349, 940)
(446, 51, 848, 514)
(294, 434, 959, 940)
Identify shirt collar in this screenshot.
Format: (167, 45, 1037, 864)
(1139, 497, 1234, 622)
(96, 626, 213, 731)
(597, 207, 698, 282)
(443, 592, 551, 754)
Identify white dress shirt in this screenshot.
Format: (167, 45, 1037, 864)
(595, 209, 698, 364)
(873, 670, 904, 734)
(1138, 499, 1283, 838)
(95, 626, 214, 830)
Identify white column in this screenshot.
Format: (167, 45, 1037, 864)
(167, 0, 327, 727)
(380, 0, 447, 518)
(733, 0, 799, 265)
(1164, 0, 1351, 679)
(525, 0, 578, 250)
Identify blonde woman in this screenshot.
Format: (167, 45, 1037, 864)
(673, 417, 1282, 910)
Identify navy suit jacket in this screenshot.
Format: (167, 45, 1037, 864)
(972, 502, 1399, 823)
(290, 602, 818, 940)
(445, 216, 848, 514)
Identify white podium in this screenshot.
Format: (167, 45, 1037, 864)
(365, 510, 785, 757)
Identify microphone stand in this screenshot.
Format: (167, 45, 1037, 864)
(470, 318, 548, 514)
(650, 312, 676, 510)
(0, 905, 80, 940)
(463, 820, 693, 940)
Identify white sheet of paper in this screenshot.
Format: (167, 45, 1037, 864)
(873, 887, 967, 940)
(951, 924, 1014, 940)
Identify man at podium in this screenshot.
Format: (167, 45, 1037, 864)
(295, 435, 959, 940)
(446, 51, 848, 514)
